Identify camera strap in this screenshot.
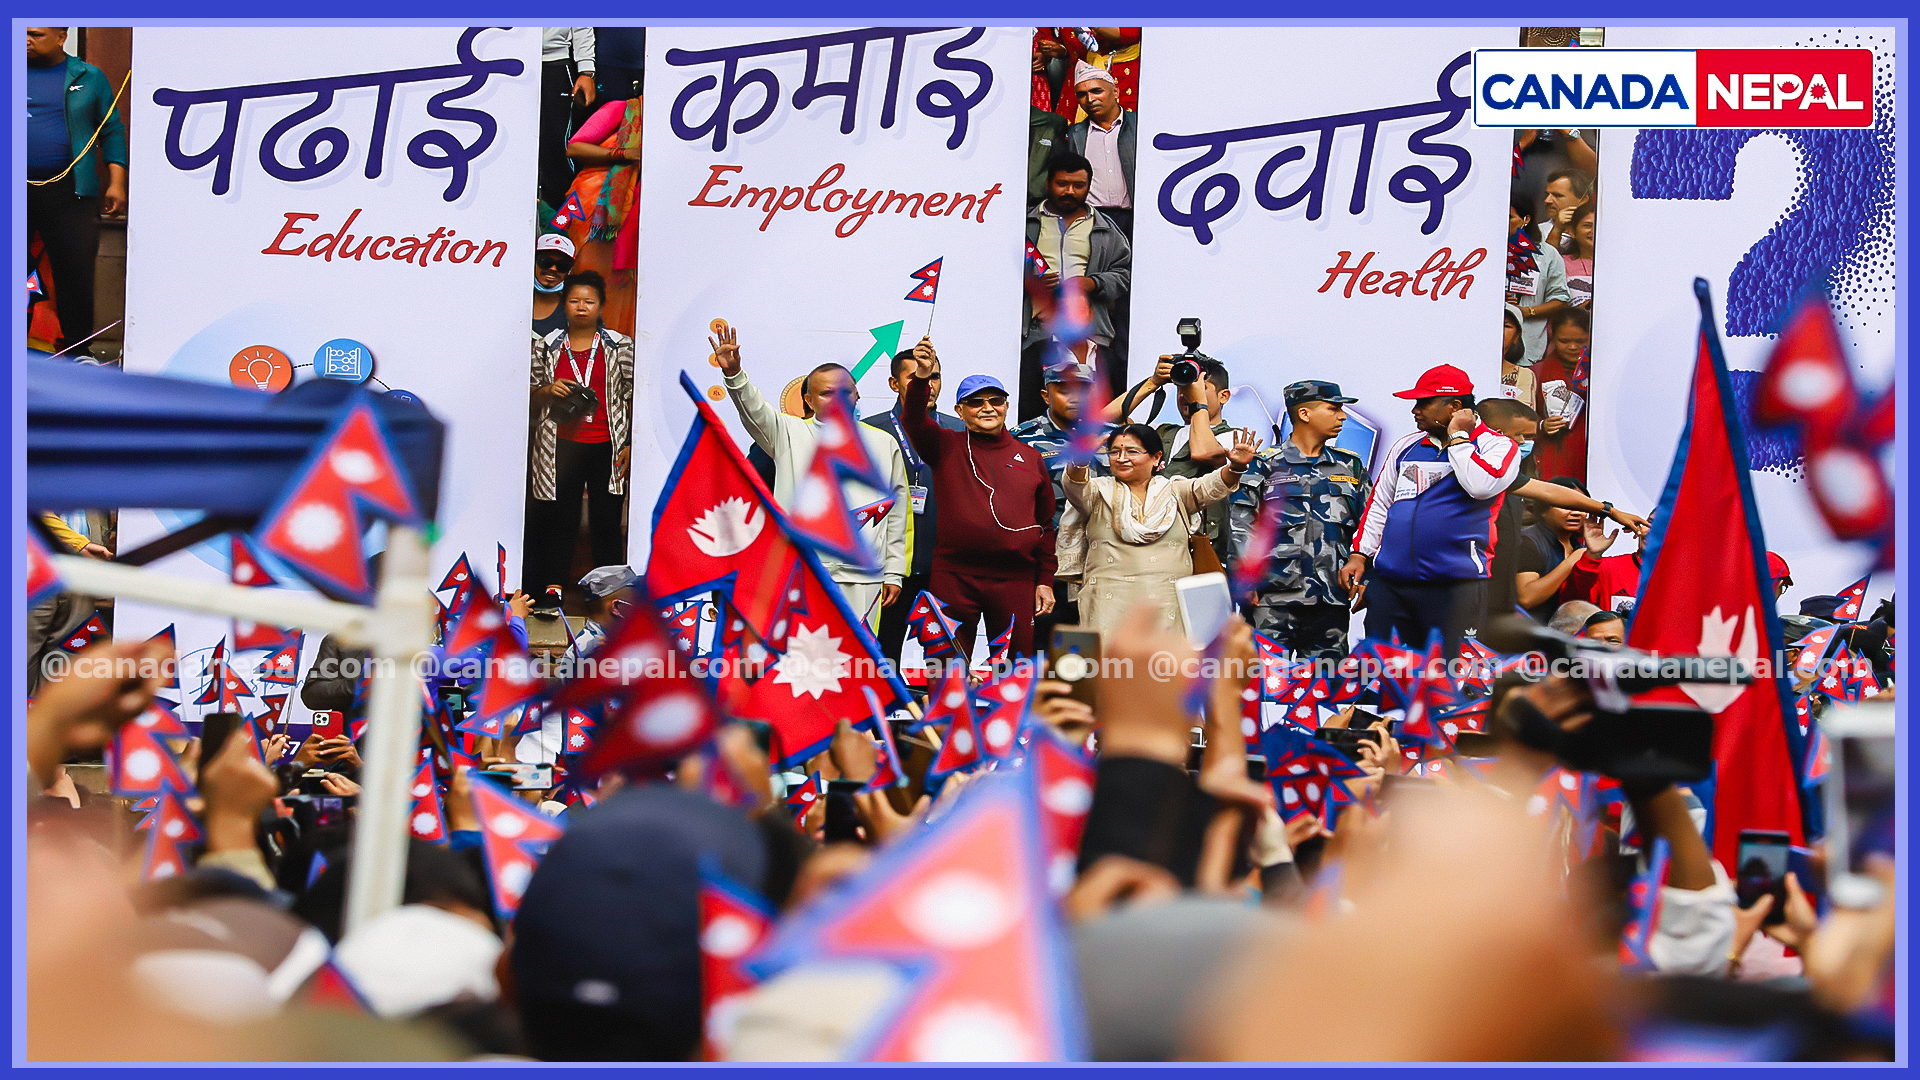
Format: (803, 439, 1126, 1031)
(560, 336, 602, 421)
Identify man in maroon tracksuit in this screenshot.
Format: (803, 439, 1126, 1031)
(900, 338, 1057, 660)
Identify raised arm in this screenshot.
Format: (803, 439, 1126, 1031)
(1443, 415, 1519, 500)
(1514, 478, 1650, 538)
(713, 325, 783, 456)
(899, 337, 944, 464)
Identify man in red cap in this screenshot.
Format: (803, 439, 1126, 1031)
(1343, 364, 1520, 655)
(1766, 551, 1792, 603)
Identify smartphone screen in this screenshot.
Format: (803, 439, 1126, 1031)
(1734, 829, 1793, 912)
(200, 711, 242, 763)
(823, 779, 864, 843)
(1174, 573, 1234, 649)
(1047, 627, 1102, 707)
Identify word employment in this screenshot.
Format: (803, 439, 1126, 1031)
(666, 27, 994, 152)
(688, 163, 1005, 238)
(1155, 52, 1475, 245)
(152, 27, 524, 202)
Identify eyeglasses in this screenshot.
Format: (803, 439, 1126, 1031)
(960, 396, 1007, 408)
(536, 256, 573, 272)
(608, 598, 633, 619)
(1109, 447, 1154, 459)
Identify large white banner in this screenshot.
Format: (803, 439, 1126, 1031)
(631, 26, 1029, 560)
(119, 26, 540, 720)
(1131, 27, 1513, 469)
(1591, 27, 1897, 612)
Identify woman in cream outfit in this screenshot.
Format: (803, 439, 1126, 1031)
(1064, 422, 1262, 638)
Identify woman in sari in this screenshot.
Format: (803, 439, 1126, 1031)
(556, 93, 641, 336)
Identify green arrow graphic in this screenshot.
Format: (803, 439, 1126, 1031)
(850, 320, 906, 382)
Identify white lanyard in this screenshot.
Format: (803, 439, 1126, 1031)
(561, 335, 601, 421)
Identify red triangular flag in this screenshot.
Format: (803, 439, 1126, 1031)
(1629, 282, 1809, 865)
(469, 775, 565, 920)
(698, 862, 776, 1061)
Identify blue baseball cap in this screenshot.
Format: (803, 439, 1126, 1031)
(954, 375, 1008, 403)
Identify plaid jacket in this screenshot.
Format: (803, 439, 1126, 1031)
(529, 326, 633, 500)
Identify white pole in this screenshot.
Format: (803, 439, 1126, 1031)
(50, 555, 371, 643)
(342, 525, 435, 935)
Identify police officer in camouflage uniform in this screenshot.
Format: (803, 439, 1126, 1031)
(1012, 359, 1114, 646)
(1250, 380, 1371, 660)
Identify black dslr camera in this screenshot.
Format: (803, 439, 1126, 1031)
(1481, 616, 1752, 783)
(548, 380, 600, 424)
(1171, 317, 1206, 386)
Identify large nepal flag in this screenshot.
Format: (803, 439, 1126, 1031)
(649, 373, 911, 768)
(747, 771, 1088, 1061)
(1629, 281, 1810, 864)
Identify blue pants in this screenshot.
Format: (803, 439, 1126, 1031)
(1364, 576, 1486, 657)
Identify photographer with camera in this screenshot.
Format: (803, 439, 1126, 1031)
(1114, 325, 1266, 571)
(525, 271, 635, 609)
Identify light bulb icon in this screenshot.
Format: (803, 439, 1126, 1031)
(228, 346, 290, 393)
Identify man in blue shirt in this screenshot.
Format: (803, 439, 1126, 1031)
(864, 346, 964, 669)
(26, 27, 128, 354)
(1348, 365, 1520, 656)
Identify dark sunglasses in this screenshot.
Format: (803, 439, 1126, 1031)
(536, 255, 573, 271)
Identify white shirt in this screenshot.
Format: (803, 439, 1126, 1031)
(721, 370, 911, 587)
(1083, 116, 1130, 209)
(541, 28, 595, 70)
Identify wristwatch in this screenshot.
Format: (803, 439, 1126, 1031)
(1601, 500, 1616, 519)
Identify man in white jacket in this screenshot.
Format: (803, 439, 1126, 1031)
(712, 324, 909, 628)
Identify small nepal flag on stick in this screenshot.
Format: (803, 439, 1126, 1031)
(698, 859, 776, 1062)
(255, 397, 423, 603)
(973, 667, 1038, 761)
(908, 590, 963, 661)
(1832, 575, 1871, 622)
(904, 257, 942, 304)
(407, 758, 449, 843)
(62, 609, 107, 653)
(111, 723, 195, 798)
(1031, 730, 1096, 896)
(469, 774, 566, 921)
(551, 191, 587, 231)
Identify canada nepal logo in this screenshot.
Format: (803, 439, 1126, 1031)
(1472, 48, 1873, 129)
